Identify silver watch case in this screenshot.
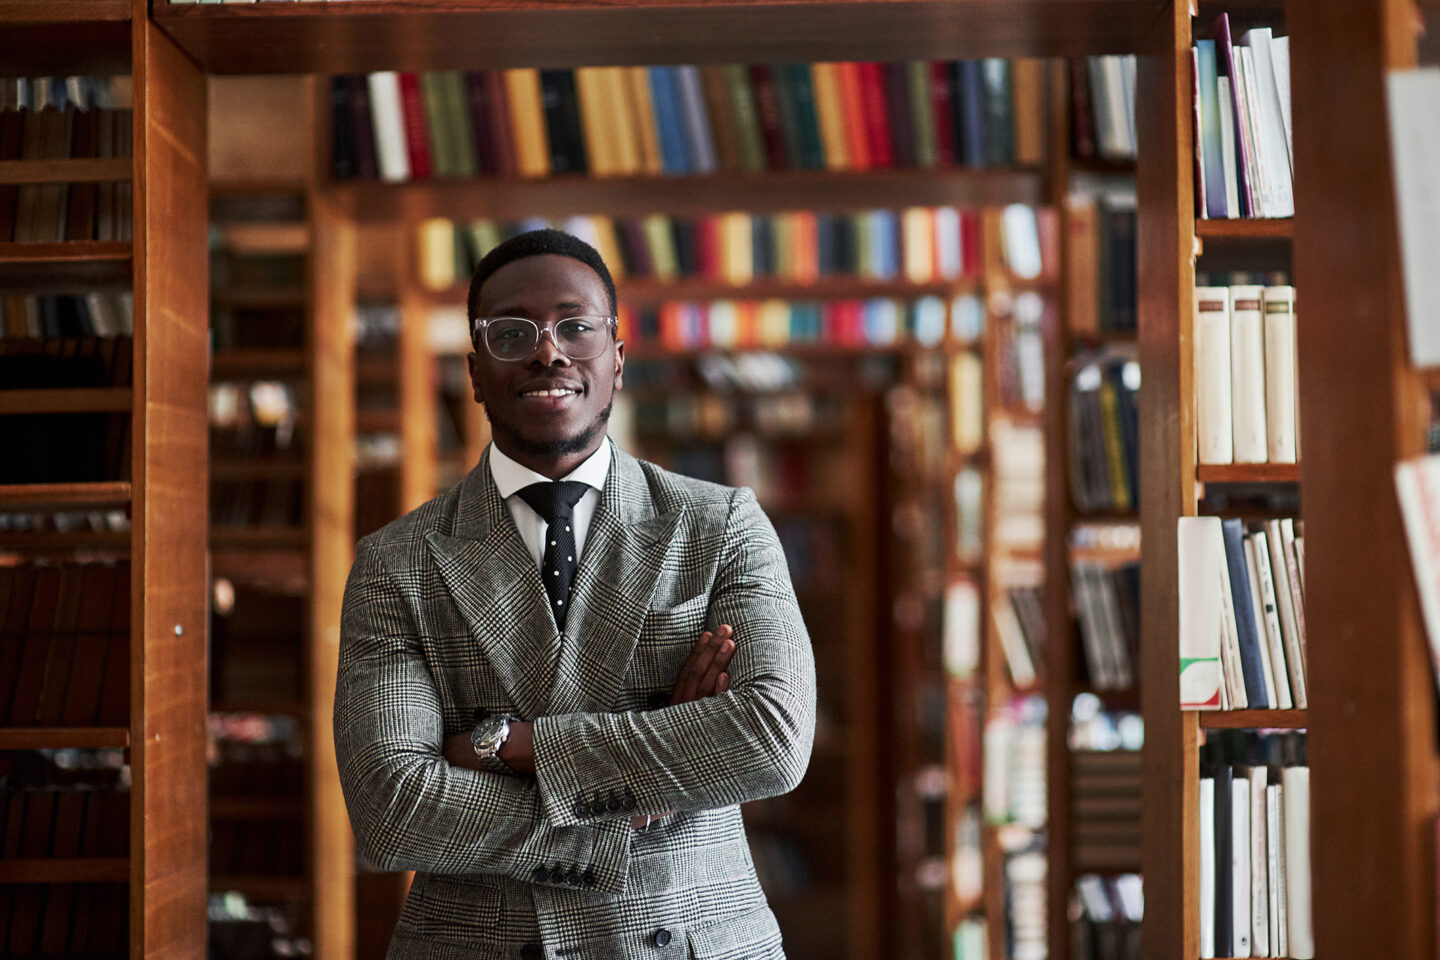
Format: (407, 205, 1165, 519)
(471, 714, 516, 772)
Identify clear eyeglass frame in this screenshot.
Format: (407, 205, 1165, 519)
(472, 315, 618, 362)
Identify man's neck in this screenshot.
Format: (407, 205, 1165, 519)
(492, 437, 605, 481)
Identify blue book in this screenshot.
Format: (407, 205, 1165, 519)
(1194, 40, 1228, 219)
(782, 63, 826, 170)
(955, 60, 986, 167)
(647, 67, 690, 174)
(1220, 518, 1270, 708)
(673, 66, 717, 174)
(871, 210, 900, 280)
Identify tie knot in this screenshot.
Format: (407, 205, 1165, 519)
(516, 481, 590, 524)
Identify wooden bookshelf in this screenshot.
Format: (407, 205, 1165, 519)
(0, 481, 132, 509)
(0, 387, 133, 414)
(1194, 217, 1293, 238)
(1198, 709, 1307, 730)
(1195, 462, 1301, 484)
(0, 726, 130, 750)
(211, 347, 308, 378)
(0, 157, 133, 184)
(0, 859, 131, 883)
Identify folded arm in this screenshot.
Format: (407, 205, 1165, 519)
(333, 539, 633, 892)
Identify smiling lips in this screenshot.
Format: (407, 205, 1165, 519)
(520, 384, 582, 399)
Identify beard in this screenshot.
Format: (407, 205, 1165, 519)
(486, 399, 613, 460)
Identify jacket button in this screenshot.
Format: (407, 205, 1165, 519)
(574, 800, 590, 819)
(520, 945, 543, 960)
(582, 868, 597, 888)
(606, 790, 621, 812)
(531, 866, 549, 883)
(652, 928, 672, 948)
(550, 865, 569, 883)
(622, 787, 637, 811)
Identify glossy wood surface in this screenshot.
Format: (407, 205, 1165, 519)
(0, 480, 131, 508)
(1196, 709, 1307, 730)
(0, 726, 130, 749)
(0, 387, 133, 414)
(156, 0, 1163, 75)
(0, 158, 133, 184)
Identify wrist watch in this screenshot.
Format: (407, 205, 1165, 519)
(471, 713, 519, 774)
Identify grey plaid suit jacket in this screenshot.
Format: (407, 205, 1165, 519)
(335, 443, 817, 960)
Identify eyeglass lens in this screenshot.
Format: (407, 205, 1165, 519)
(484, 317, 610, 361)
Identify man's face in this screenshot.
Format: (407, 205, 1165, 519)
(467, 254, 625, 478)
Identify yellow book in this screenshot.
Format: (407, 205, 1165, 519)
(949, 351, 984, 455)
(625, 66, 663, 175)
(589, 215, 626, 281)
(602, 67, 642, 175)
(574, 68, 614, 176)
(810, 62, 849, 171)
(1012, 58, 1048, 167)
(773, 214, 794, 280)
(417, 218, 457, 291)
(1097, 377, 1132, 511)
(902, 207, 936, 283)
(643, 214, 678, 280)
(721, 213, 754, 286)
(503, 68, 551, 178)
(758, 299, 792, 347)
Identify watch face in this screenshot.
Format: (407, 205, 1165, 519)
(472, 716, 509, 755)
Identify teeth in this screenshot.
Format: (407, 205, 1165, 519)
(523, 388, 577, 397)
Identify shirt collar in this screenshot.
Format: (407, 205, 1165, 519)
(489, 437, 612, 500)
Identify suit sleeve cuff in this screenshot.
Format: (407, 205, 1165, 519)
(532, 712, 646, 828)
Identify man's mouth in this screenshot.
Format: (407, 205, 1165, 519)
(520, 385, 582, 398)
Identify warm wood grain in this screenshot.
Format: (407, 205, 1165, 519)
(130, 16, 211, 959)
(0, 158, 132, 185)
(156, 0, 1164, 75)
(0, 481, 131, 508)
(1293, 0, 1439, 957)
(0, 859, 130, 884)
(1196, 462, 1301, 483)
(210, 526, 309, 549)
(214, 221, 310, 255)
(0, 726, 130, 749)
(400, 261, 439, 513)
(0, 0, 128, 20)
(1197, 709, 1308, 730)
(0, 240, 132, 262)
(211, 348, 308, 379)
(332, 168, 1047, 222)
(0, 388, 133, 414)
(0, 8, 129, 75)
(1194, 217, 1293, 238)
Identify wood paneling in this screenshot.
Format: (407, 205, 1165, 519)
(209, 76, 315, 184)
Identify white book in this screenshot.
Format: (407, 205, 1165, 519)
(1271, 36, 1293, 163)
(1217, 541, 1250, 709)
(993, 600, 1036, 687)
(1195, 286, 1235, 464)
(1395, 453, 1440, 677)
(1386, 68, 1440, 367)
(1267, 782, 1288, 958)
(1244, 533, 1285, 708)
(1264, 519, 1308, 708)
(673, 66, 717, 174)
(1229, 46, 1268, 217)
(366, 71, 411, 183)
(1232, 777, 1253, 956)
(1091, 564, 1134, 688)
(1247, 766, 1270, 956)
(1229, 285, 1269, 463)
(982, 716, 1013, 823)
(934, 206, 963, 279)
(1199, 776, 1217, 959)
(1217, 77, 1242, 218)
(1242, 28, 1295, 203)
(1282, 767, 1314, 959)
(1250, 529, 1293, 709)
(1179, 517, 1225, 709)
(1262, 286, 1298, 463)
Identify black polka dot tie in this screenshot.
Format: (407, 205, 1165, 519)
(516, 480, 590, 630)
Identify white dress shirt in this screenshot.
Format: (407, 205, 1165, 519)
(488, 438, 612, 571)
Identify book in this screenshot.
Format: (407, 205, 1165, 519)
(396, 72, 433, 180)
(1264, 519, 1307, 709)
(699, 65, 740, 172)
(348, 74, 379, 180)
(906, 60, 937, 168)
(1230, 773, 1252, 956)
(539, 69, 588, 175)
(1178, 517, 1224, 709)
(674, 65, 717, 174)
(1242, 531, 1284, 707)
(1213, 761, 1234, 956)
(1195, 286, 1234, 464)
(1282, 765, 1314, 958)
(624, 66, 663, 176)
(1241, 28, 1294, 214)
(1246, 765, 1270, 955)
(1262, 285, 1298, 463)
(366, 72, 410, 182)
(504, 68, 550, 178)
(1266, 781, 1288, 957)
(1221, 518, 1270, 708)
(810, 62, 848, 170)
(1197, 772, 1215, 958)
(1216, 76, 1242, 217)
(1229, 284, 1269, 463)
(1251, 528, 1294, 710)
(857, 62, 893, 168)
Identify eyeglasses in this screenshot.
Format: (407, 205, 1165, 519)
(472, 315, 617, 362)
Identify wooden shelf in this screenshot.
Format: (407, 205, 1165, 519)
(1196, 462, 1300, 484)
(1194, 218, 1294, 239)
(211, 286, 307, 309)
(0, 241, 132, 263)
(0, 158, 132, 186)
(0, 726, 129, 750)
(211, 348, 307, 379)
(213, 222, 309, 255)
(330, 167, 1048, 222)
(0, 481, 131, 509)
(209, 875, 309, 900)
(1198, 709, 1307, 730)
(210, 797, 306, 820)
(0, 243, 132, 289)
(0, 859, 129, 884)
(0, 6, 130, 76)
(0, 387, 132, 414)
(210, 526, 308, 549)
(156, 0, 1166, 74)
(212, 460, 306, 480)
(0, 1, 129, 22)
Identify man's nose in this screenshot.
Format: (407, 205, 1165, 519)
(529, 327, 570, 364)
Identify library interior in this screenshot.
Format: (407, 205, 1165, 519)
(1, 1, 1438, 959)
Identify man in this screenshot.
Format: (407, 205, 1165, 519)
(334, 228, 816, 960)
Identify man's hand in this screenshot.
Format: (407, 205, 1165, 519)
(669, 624, 735, 705)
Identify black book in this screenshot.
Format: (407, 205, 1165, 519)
(1213, 760, 1233, 957)
(670, 218, 697, 277)
(751, 215, 774, 278)
(330, 76, 355, 179)
(348, 75, 379, 181)
(814, 214, 838, 276)
(538, 69, 588, 175)
(882, 62, 915, 167)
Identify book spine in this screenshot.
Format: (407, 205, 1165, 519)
(397, 72, 433, 180)
(1262, 285, 1298, 463)
(1221, 517, 1270, 707)
(857, 62, 894, 168)
(725, 64, 766, 173)
(1178, 517, 1224, 709)
(1195, 285, 1234, 463)
(810, 62, 849, 171)
(674, 65, 717, 174)
(539, 69, 588, 175)
(837, 62, 872, 170)
(1229, 284, 1269, 463)
(349, 75, 380, 180)
(1282, 766, 1313, 959)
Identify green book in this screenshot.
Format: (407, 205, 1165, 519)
(443, 71, 477, 178)
(782, 63, 825, 170)
(980, 58, 1015, 166)
(908, 60, 938, 168)
(726, 64, 766, 172)
(421, 72, 454, 178)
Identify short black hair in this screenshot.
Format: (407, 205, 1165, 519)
(466, 228, 618, 326)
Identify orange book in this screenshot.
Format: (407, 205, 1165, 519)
(701, 65, 742, 171)
(624, 66, 663, 175)
(502, 68, 551, 178)
(735, 300, 759, 348)
(810, 63, 849, 171)
(836, 62, 872, 171)
(1012, 58, 1048, 167)
(790, 211, 819, 284)
(601, 68, 642, 175)
(574, 68, 615, 176)
(1065, 196, 1100, 338)
(659, 301, 686, 351)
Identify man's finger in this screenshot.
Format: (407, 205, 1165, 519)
(696, 636, 733, 696)
(671, 631, 717, 705)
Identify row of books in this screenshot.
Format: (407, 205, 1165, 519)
(996, 583, 1047, 688)
(1193, 15, 1294, 218)
(212, 478, 305, 531)
(1070, 56, 1140, 163)
(210, 589, 306, 708)
(1068, 349, 1140, 514)
(623, 294, 973, 352)
(0, 510, 129, 541)
(1067, 192, 1138, 337)
(1070, 874, 1143, 960)
(418, 207, 987, 292)
(1198, 732, 1313, 959)
(1195, 284, 1299, 465)
(1179, 517, 1308, 711)
(209, 382, 302, 459)
(982, 695, 1047, 828)
(332, 60, 1049, 182)
(1070, 749, 1142, 870)
(0, 335, 132, 387)
(0, 76, 131, 113)
(0, 416, 130, 486)
(1072, 559, 1140, 691)
(993, 294, 1049, 416)
(0, 786, 129, 953)
(1005, 847, 1048, 960)
(629, 392, 846, 441)
(1, 293, 135, 339)
(2, 104, 135, 243)
(0, 562, 131, 728)
(211, 818, 305, 878)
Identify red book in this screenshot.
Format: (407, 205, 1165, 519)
(397, 72, 434, 180)
(483, 69, 517, 178)
(462, 71, 496, 175)
(836, 62, 871, 171)
(747, 65, 789, 170)
(857, 62, 894, 168)
(696, 216, 722, 282)
(929, 61, 957, 166)
(1069, 57, 1096, 160)
(659, 302, 686, 351)
(960, 211, 982, 277)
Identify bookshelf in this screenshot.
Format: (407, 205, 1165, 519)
(0, 2, 208, 956)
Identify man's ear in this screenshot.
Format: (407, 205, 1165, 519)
(467, 351, 486, 404)
(613, 339, 625, 392)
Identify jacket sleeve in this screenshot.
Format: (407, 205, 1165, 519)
(531, 487, 817, 828)
(333, 537, 634, 892)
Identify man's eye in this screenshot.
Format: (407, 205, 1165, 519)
(495, 327, 528, 341)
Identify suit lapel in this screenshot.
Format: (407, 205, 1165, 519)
(548, 449, 683, 714)
(424, 449, 561, 720)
